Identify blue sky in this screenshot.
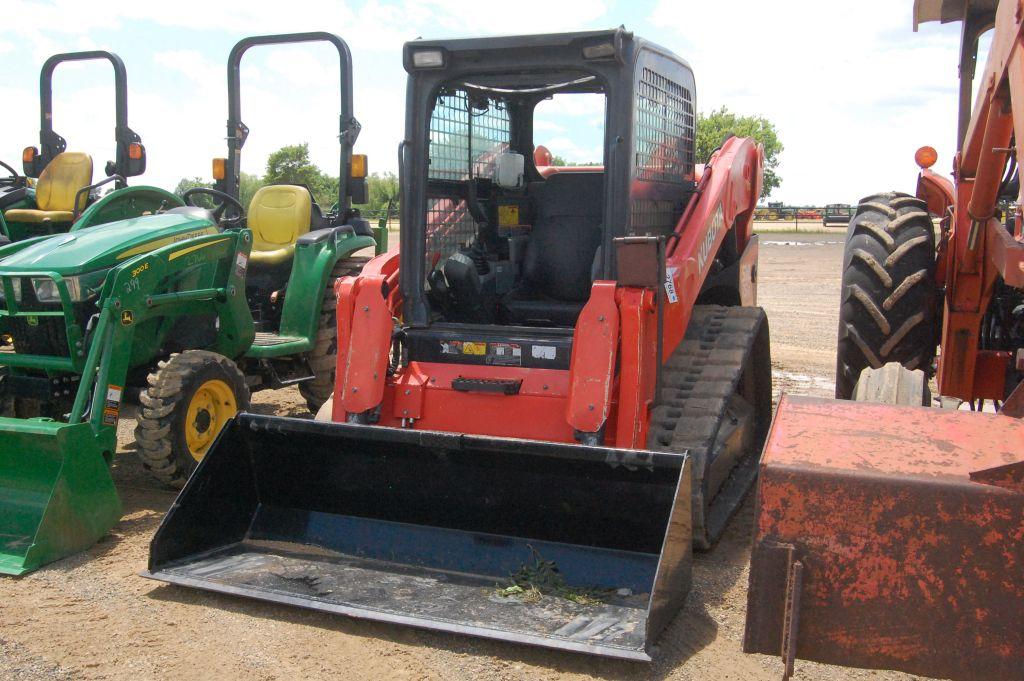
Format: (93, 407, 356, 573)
(2, 0, 972, 204)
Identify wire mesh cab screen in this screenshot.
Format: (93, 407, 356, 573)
(426, 89, 511, 272)
(630, 65, 696, 236)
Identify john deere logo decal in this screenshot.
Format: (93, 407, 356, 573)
(26, 316, 38, 327)
(121, 310, 134, 326)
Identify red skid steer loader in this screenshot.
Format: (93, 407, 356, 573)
(744, 2, 1024, 680)
(145, 29, 772, 661)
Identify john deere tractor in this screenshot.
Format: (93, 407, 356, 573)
(0, 32, 376, 576)
(1, 50, 183, 243)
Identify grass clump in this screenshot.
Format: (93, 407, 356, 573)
(495, 547, 611, 606)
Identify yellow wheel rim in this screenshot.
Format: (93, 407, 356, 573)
(184, 378, 237, 462)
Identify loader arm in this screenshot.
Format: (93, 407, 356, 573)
(939, 0, 1024, 399)
(0, 229, 252, 575)
(663, 135, 764, 359)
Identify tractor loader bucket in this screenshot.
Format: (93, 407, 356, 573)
(146, 414, 692, 661)
(744, 395, 1024, 680)
(0, 419, 120, 576)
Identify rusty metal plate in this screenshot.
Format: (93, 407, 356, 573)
(744, 395, 1024, 681)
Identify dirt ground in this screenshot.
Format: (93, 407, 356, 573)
(0, 232, 926, 681)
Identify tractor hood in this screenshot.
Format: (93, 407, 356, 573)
(0, 210, 220, 275)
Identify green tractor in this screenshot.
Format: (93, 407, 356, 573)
(0, 32, 377, 576)
(1, 50, 183, 243)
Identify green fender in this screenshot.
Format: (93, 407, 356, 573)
(248, 229, 375, 358)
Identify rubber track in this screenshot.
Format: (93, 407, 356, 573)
(647, 305, 768, 549)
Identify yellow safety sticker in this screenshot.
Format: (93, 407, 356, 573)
(462, 341, 487, 355)
(498, 205, 519, 227)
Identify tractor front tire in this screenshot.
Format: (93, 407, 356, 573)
(836, 192, 937, 399)
(135, 350, 249, 488)
(298, 256, 369, 413)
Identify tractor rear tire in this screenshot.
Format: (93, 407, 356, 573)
(135, 350, 249, 488)
(835, 192, 937, 399)
(298, 256, 369, 413)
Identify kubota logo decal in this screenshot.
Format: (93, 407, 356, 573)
(698, 204, 725, 272)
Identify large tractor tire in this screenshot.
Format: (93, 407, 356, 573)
(135, 350, 249, 488)
(835, 192, 937, 399)
(298, 256, 369, 413)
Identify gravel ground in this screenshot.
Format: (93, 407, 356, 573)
(0, 233, 928, 681)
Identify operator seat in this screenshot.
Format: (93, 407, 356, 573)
(500, 172, 603, 327)
(246, 184, 313, 267)
(4, 152, 93, 224)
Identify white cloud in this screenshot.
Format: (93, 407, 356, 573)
(543, 136, 603, 164)
(648, 0, 964, 203)
(533, 120, 566, 133)
(1, 0, 983, 205)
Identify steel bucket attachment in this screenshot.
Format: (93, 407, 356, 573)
(744, 396, 1024, 680)
(0, 419, 120, 576)
(146, 414, 692, 660)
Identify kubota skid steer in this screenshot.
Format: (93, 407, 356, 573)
(146, 28, 772, 660)
(744, 2, 1024, 680)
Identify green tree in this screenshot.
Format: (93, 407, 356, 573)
(696, 106, 783, 198)
(264, 143, 322, 187)
(238, 172, 264, 210)
(548, 155, 600, 167)
(264, 143, 341, 208)
(174, 177, 211, 195)
(359, 172, 399, 213)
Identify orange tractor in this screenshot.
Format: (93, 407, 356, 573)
(145, 29, 772, 660)
(744, 1, 1023, 679)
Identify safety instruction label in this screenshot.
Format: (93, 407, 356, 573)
(440, 340, 486, 356)
(103, 384, 123, 426)
(531, 345, 556, 360)
(235, 252, 249, 279)
(439, 340, 522, 365)
(487, 342, 522, 366)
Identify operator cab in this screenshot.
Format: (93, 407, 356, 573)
(403, 29, 698, 353)
(418, 74, 607, 329)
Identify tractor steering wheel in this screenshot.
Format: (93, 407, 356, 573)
(0, 160, 25, 189)
(181, 187, 245, 228)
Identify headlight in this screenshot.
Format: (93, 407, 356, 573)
(30, 269, 107, 303)
(31, 277, 61, 303)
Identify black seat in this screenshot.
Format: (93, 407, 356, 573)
(501, 172, 603, 327)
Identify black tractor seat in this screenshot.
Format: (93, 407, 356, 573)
(500, 172, 603, 327)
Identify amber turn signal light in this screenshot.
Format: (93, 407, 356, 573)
(212, 157, 227, 181)
(22, 146, 37, 163)
(915, 145, 938, 169)
(350, 154, 367, 179)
